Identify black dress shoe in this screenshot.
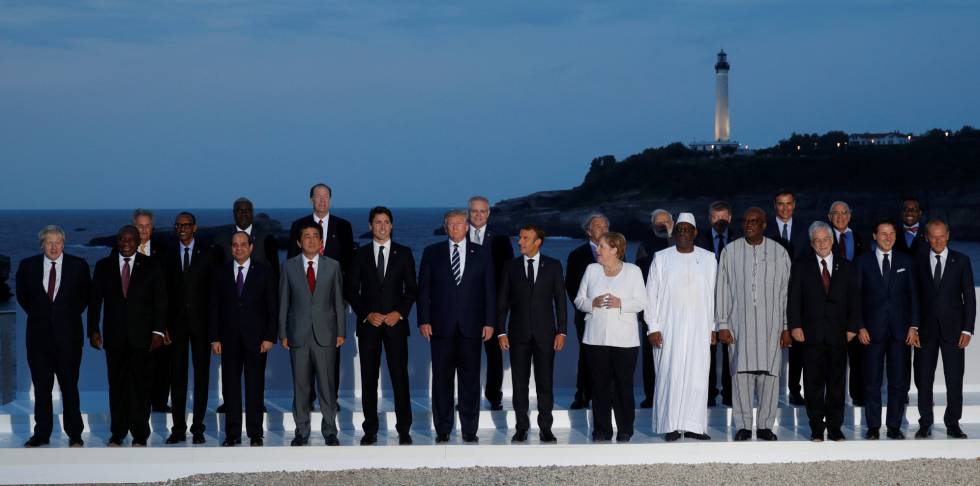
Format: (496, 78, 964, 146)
(69, 437, 84, 448)
(865, 428, 880, 440)
(107, 436, 124, 447)
(569, 399, 589, 410)
(539, 431, 557, 443)
(131, 440, 147, 447)
(946, 426, 968, 439)
(789, 392, 806, 406)
(664, 431, 682, 442)
(684, 431, 711, 441)
(511, 430, 528, 442)
(733, 429, 752, 441)
(886, 428, 905, 440)
(360, 434, 377, 445)
(639, 397, 653, 409)
(152, 404, 172, 413)
(165, 433, 186, 445)
(250, 437, 264, 447)
(490, 402, 503, 411)
(591, 432, 612, 442)
(827, 429, 845, 442)
(462, 433, 479, 443)
(222, 437, 241, 447)
(398, 433, 413, 445)
(435, 433, 450, 443)
(24, 436, 49, 448)
(851, 400, 865, 407)
(915, 426, 931, 439)
(192, 433, 206, 445)
(290, 436, 308, 446)
(756, 429, 778, 441)
(810, 433, 824, 442)
(721, 397, 733, 407)
(216, 403, 227, 413)
(615, 432, 632, 443)
(325, 434, 340, 446)
(707, 397, 716, 407)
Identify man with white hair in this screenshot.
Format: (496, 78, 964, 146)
(635, 208, 673, 408)
(645, 212, 717, 441)
(565, 212, 609, 409)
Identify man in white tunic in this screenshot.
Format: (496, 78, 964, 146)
(715, 207, 792, 442)
(645, 212, 717, 441)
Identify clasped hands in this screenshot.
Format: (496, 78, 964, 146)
(367, 311, 403, 327)
(591, 293, 622, 309)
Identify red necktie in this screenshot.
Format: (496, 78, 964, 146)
(122, 257, 131, 298)
(318, 219, 325, 255)
(838, 232, 847, 259)
(47, 261, 56, 302)
(821, 259, 831, 295)
(307, 260, 316, 293)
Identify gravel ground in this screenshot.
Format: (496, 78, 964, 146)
(49, 458, 977, 486)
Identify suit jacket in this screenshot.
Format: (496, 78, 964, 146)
(830, 228, 866, 262)
(695, 226, 741, 260)
(164, 241, 218, 338)
(278, 254, 346, 348)
(209, 260, 278, 349)
(764, 217, 811, 262)
(635, 235, 671, 263)
(15, 253, 91, 351)
(496, 255, 568, 343)
(287, 214, 356, 275)
(417, 240, 495, 339)
(468, 227, 515, 289)
(855, 250, 919, 342)
(894, 225, 928, 256)
(787, 255, 862, 347)
(345, 241, 418, 337)
(88, 252, 167, 350)
(214, 225, 280, 274)
(565, 242, 596, 312)
(914, 249, 976, 341)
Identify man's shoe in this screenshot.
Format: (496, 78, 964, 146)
(216, 403, 227, 413)
(221, 437, 241, 447)
(684, 431, 711, 441)
(511, 430, 528, 442)
(810, 433, 824, 442)
(107, 436, 124, 447)
(435, 433, 450, 443)
(539, 430, 557, 443)
(192, 433, 206, 445)
(360, 434, 377, 446)
(250, 437, 264, 447)
(325, 434, 340, 446)
(290, 436, 308, 446)
(131, 440, 146, 447)
(151, 404, 172, 413)
(165, 433, 186, 445)
(69, 437, 84, 448)
(789, 392, 806, 406)
(615, 432, 632, 443)
(851, 400, 865, 407)
(756, 429, 778, 441)
(490, 402, 503, 411)
(915, 426, 931, 439)
(398, 433, 413, 445)
(664, 431, 682, 442)
(865, 428, 880, 440)
(886, 428, 905, 440)
(569, 399, 588, 410)
(733, 429, 752, 441)
(24, 436, 49, 448)
(827, 429, 845, 442)
(639, 397, 653, 409)
(946, 426, 968, 439)
(707, 397, 716, 407)
(462, 433, 479, 443)
(721, 397, 733, 407)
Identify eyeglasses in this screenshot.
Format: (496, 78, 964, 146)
(175, 223, 194, 229)
(828, 211, 850, 216)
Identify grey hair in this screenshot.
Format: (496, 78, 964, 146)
(808, 221, 833, 241)
(650, 209, 673, 224)
(38, 225, 66, 245)
(467, 195, 490, 207)
(132, 208, 154, 223)
(233, 197, 253, 209)
(443, 209, 468, 223)
(828, 200, 851, 214)
(581, 213, 609, 232)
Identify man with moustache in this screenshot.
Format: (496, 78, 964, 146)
(565, 213, 609, 409)
(133, 209, 173, 414)
(827, 200, 867, 406)
(696, 201, 738, 407)
(634, 208, 673, 408)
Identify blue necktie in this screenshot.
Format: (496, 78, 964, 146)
(451, 244, 461, 286)
(236, 265, 245, 296)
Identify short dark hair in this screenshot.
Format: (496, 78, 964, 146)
(296, 220, 323, 240)
(774, 190, 795, 201)
(176, 211, 196, 225)
(369, 206, 393, 224)
(233, 197, 253, 209)
(708, 200, 732, 215)
(520, 223, 545, 243)
(118, 225, 139, 240)
(309, 183, 332, 198)
(872, 217, 898, 235)
(902, 196, 921, 206)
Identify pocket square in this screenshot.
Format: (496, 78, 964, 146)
(896, 268, 906, 273)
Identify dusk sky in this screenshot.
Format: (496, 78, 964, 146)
(2, 1, 978, 209)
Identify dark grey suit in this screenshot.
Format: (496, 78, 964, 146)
(279, 254, 346, 439)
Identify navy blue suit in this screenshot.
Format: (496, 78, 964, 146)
(417, 239, 495, 436)
(856, 249, 919, 430)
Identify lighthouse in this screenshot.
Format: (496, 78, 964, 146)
(714, 49, 730, 142)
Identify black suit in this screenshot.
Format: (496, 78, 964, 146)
(469, 227, 514, 407)
(209, 260, 278, 440)
(788, 255, 862, 436)
(913, 249, 976, 429)
(764, 218, 811, 398)
(15, 253, 91, 442)
(496, 254, 567, 433)
(894, 225, 928, 257)
(88, 252, 167, 443)
(140, 238, 173, 411)
(565, 242, 596, 403)
(345, 241, 417, 436)
(830, 228, 867, 405)
(696, 227, 739, 405)
(164, 241, 218, 436)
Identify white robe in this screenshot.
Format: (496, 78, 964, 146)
(645, 246, 717, 434)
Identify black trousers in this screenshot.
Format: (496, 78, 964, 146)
(639, 318, 655, 401)
(572, 311, 592, 403)
(788, 344, 804, 395)
(915, 335, 965, 428)
(585, 344, 638, 439)
(169, 329, 211, 435)
(483, 338, 504, 406)
(708, 343, 731, 403)
(149, 343, 172, 409)
(510, 337, 555, 432)
(802, 342, 847, 435)
(847, 339, 865, 404)
(358, 327, 412, 435)
(26, 342, 83, 440)
(430, 333, 482, 436)
(862, 338, 910, 429)
(221, 340, 267, 440)
(106, 345, 152, 442)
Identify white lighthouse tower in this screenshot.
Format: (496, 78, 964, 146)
(714, 49, 730, 142)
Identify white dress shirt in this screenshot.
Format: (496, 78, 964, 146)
(42, 254, 64, 300)
(373, 239, 391, 275)
(875, 247, 892, 276)
(234, 258, 251, 280)
(449, 238, 467, 276)
(574, 262, 648, 348)
(304, 254, 319, 279)
(179, 239, 195, 267)
(314, 212, 330, 246)
(469, 224, 486, 245)
(118, 253, 136, 275)
(238, 224, 253, 236)
(777, 217, 793, 239)
(930, 247, 948, 279)
(523, 252, 540, 284)
(816, 253, 835, 277)
(138, 239, 152, 256)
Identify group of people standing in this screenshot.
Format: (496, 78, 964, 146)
(15, 186, 975, 448)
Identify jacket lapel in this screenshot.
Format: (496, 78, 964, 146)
(314, 256, 330, 299)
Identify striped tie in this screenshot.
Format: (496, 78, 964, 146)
(451, 244, 461, 286)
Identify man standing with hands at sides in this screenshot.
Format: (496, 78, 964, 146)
(497, 224, 567, 443)
(345, 207, 417, 446)
(715, 208, 792, 442)
(210, 232, 278, 447)
(133, 209, 173, 414)
(895, 198, 928, 256)
(418, 209, 496, 443)
(16, 225, 91, 448)
(696, 201, 737, 407)
(855, 219, 919, 440)
(88, 225, 167, 447)
(565, 213, 609, 409)
(280, 221, 346, 446)
(912, 220, 974, 439)
(467, 196, 514, 411)
(635, 209, 672, 408)
(646, 213, 717, 442)
(787, 222, 861, 442)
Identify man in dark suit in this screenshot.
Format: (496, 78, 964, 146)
(895, 197, 928, 256)
(209, 231, 278, 447)
(695, 200, 739, 407)
(133, 209, 173, 414)
(467, 195, 514, 411)
(564, 213, 608, 409)
(788, 221, 861, 442)
(497, 224, 567, 443)
(827, 201, 868, 406)
(16, 225, 91, 448)
(88, 225, 167, 447)
(634, 208, 672, 408)
(345, 207, 417, 446)
(763, 190, 810, 405)
(418, 209, 496, 443)
(163, 212, 218, 445)
(855, 218, 919, 440)
(912, 219, 975, 439)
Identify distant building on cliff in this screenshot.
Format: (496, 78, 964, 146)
(848, 132, 913, 146)
(689, 49, 744, 153)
